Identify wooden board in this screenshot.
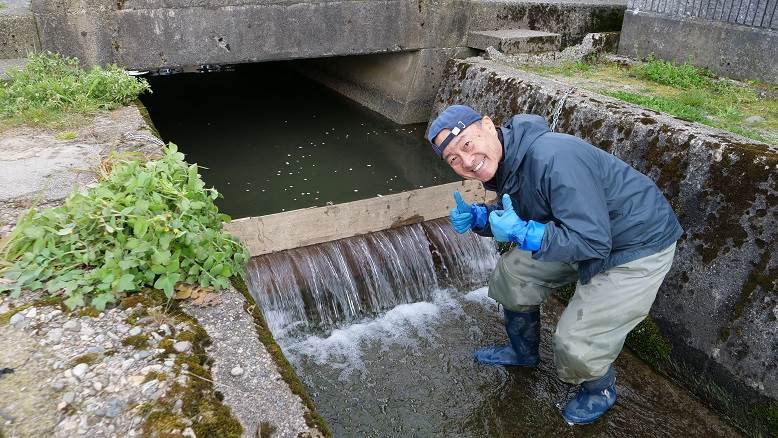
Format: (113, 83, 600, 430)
(225, 180, 496, 256)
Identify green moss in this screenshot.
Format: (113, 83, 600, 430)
(554, 283, 670, 367)
(556, 283, 576, 302)
(120, 290, 167, 310)
(625, 316, 672, 367)
(0, 296, 66, 326)
(702, 147, 778, 264)
(78, 307, 100, 318)
(143, 370, 167, 383)
(133, 99, 161, 139)
(752, 401, 778, 437)
(259, 422, 277, 438)
(142, 409, 187, 437)
(720, 249, 778, 342)
(139, 300, 242, 437)
(158, 338, 175, 355)
(71, 352, 101, 366)
(231, 276, 332, 437)
(122, 333, 150, 349)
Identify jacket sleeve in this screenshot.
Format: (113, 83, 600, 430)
(532, 149, 612, 263)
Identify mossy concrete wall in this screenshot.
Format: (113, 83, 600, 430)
(433, 58, 778, 407)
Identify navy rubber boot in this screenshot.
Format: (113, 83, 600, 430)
(561, 365, 617, 425)
(474, 308, 540, 366)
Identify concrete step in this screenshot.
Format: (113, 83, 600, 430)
(0, 0, 39, 60)
(467, 29, 561, 54)
(468, 0, 625, 47)
(0, 58, 28, 80)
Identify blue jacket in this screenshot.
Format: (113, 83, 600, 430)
(475, 114, 683, 284)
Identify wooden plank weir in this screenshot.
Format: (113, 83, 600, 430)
(225, 180, 496, 257)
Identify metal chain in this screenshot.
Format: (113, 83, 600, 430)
(549, 87, 577, 132)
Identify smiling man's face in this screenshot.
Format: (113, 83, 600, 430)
(434, 116, 503, 182)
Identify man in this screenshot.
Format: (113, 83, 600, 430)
(427, 104, 683, 425)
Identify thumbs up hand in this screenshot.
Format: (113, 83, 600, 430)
(489, 194, 528, 243)
(449, 191, 487, 234)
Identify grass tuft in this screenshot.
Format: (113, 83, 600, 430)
(631, 57, 712, 89)
(0, 52, 150, 129)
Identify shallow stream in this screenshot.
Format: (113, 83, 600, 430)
(279, 287, 740, 437)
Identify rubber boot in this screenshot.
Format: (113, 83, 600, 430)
(474, 307, 540, 366)
(561, 365, 617, 425)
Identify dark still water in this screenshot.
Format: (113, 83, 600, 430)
(140, 63, 457, 218)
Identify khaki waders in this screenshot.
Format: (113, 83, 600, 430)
(487, 243, 677, 384)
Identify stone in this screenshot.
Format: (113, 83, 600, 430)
(128, 326, 142, 337)
(133, 350, 152, 360)
(744, 115, 765, 124)
(86, 346, 105, 354)
(230, 366, 244, 377)
(47, 328, 63, 344)
(9, 313, 24, 326)
(182, 428, 196, 438)
(81, 325, 95, 337)
(72, 363, 89, 379)
(51, 380, 66, 391)
(62, 391, 75, 404)
(159, 324, 171, 336)
(173, 341, 191, 353)
(141, 380, 158, 397)
(63, 320, 81, 332)
(25, 307, 37, 318)
(93, 381, 103, 391)
(103, 398, 124, 418)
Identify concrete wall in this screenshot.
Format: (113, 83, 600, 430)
(31, 0, 424, 70)
(0, 0, 39, 59)
(433, 58, 778, 412)
(619, 11, 778, 84)
(619, 0, 777, 84)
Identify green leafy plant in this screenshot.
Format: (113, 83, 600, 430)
(0, 144, 248, 310)
(0, 52, 150, 127)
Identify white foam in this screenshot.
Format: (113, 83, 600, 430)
(283, 289, 462, 381)
(463, 286, 494, 305)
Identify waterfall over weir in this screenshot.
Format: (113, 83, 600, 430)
(245, 218, 499, 335)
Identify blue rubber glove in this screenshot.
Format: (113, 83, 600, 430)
(488, 194, 546, 251)
(449, 191, 488, 234)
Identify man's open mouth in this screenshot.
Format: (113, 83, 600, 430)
(473, 157, 485, 173)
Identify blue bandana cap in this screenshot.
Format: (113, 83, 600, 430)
(427, 105, 482, 158)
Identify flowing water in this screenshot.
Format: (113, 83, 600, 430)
(139, 63, 457, 218)
(245, 220, 740, 437)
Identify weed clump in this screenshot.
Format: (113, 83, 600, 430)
(0, 52, 150, 127)
(0, 145, 248, 310)
(631, 57, 712, 89)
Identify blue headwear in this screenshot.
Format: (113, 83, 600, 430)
(426, 105, 483, 158)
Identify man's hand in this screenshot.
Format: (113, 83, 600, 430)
(489, 194, 545, 251)
(449, 191, 487, 234)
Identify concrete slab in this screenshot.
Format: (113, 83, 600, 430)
(0, 106, 162, 232)
(468, 29, 562, 54)
(226, 180, 496, 257)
